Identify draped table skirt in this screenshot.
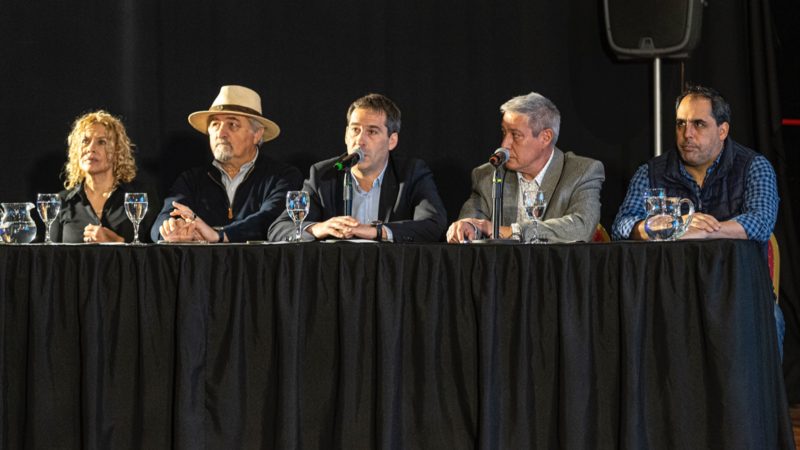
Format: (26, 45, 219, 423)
(0, 240, 793, 449)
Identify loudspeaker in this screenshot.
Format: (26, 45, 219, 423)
(603, 0, 704, 59)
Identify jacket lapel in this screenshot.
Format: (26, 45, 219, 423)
(378, 157, 398, 222)
(538, 148, 564, 219)
(501, 167, 519, 226)
(332, 170, 345, 217)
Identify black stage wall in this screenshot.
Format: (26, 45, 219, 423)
(1, 0, 799, 400)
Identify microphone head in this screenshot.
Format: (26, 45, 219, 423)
(335, 147, 365, 171)
(352, 147, 364, 162)
(489, 148, 510, 167)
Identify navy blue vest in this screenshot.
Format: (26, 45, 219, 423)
(648, 139, 757, 221)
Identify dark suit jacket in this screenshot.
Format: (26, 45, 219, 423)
(268, 154, 447, 242)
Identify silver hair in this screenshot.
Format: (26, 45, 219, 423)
(500, 92, 561, 145)
(248, 117, 266, 145)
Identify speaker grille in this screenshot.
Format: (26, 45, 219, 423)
(604, 0, 703, 58)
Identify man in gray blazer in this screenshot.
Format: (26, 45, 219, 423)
(446, 92, 605, 243)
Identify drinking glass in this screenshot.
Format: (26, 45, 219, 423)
(124, 193, 148, 244)
(643, 187, 666, 216)
(523, 189, 547, 243)
(285, 191, 310, 242)
(36, 193, 61, 244)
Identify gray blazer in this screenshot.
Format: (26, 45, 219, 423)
(458, 148, 605, 243)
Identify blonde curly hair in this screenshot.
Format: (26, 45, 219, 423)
(63, 110, 137, 189)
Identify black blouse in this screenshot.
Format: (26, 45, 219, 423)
(51, 181, 159, 243)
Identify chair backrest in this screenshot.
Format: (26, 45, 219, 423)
(592, 223, 611, 243)
(768, 233, 780, 300)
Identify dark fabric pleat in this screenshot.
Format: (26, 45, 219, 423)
(0, 241, 793, 449)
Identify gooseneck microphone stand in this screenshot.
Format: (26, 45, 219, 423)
(491, 167, 503, 239)
(471, 147, 511, 243)
(343, 170, 353, 216)
(336, 148, 363, 216)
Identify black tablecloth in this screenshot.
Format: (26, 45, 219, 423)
(0, 240, 794, 449)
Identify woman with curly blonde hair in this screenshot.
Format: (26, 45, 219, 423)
(52, 110, 158, 243)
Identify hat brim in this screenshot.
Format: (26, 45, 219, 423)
(187, 110, 280, 142)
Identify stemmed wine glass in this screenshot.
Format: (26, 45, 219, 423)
(523, 189, 547, 243)
(285, 191, 310, 242)
(36, 193, 62, 244)
(124, 193, 148, 245)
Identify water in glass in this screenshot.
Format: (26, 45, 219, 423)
(0, 202, 37, 244)
(285, 191, 310, 242)
(124, 193, 148, 244)
(643, 187, 665, 216)
(523, 189, 547, 243)
(37, 193, 61, 244)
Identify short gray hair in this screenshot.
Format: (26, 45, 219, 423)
(500, 92, 561, 145)
(248, 117, 266, 144)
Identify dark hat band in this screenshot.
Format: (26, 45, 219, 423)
(210, 104, 262, 117)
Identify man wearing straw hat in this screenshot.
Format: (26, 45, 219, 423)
(152, 85, 302, 242)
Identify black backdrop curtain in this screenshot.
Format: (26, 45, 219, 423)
(752, 0, 800, 403)
(0, 0, 798, 399)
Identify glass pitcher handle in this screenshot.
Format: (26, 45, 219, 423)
(675, 198, 695, 238)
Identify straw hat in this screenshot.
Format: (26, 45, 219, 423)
(187, 85, 280, 142)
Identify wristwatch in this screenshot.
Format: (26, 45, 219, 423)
(371, 220, 383, 242)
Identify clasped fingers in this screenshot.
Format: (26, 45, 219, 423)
(160, 217, 197, 242)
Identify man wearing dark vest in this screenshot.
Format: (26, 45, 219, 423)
(611, 85, 783, 354)
(611, 85, 778, 242)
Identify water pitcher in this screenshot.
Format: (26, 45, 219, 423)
(644, 197, 694, 241)
(0, 202, 38, 243)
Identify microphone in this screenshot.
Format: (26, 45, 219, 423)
(334, 148, 365, 171)
(488, 148, 510, 167)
